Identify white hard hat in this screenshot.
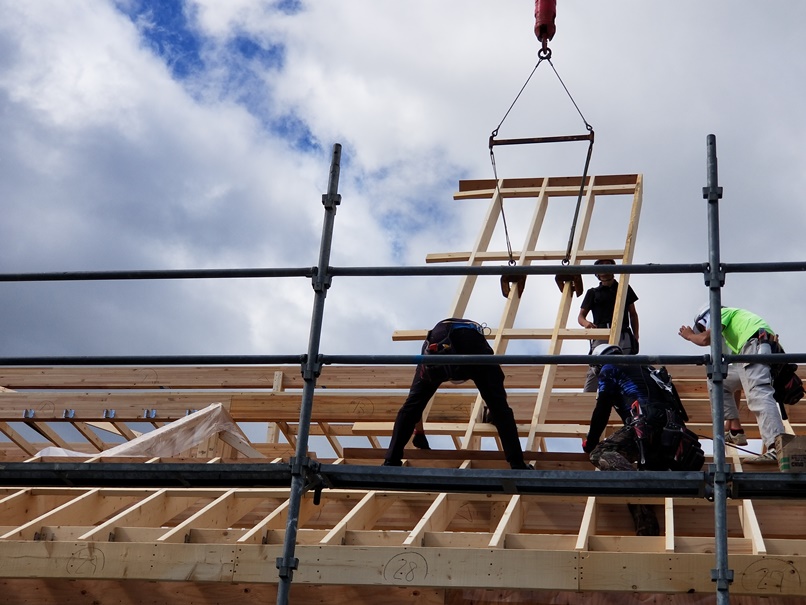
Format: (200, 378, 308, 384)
(591, 343, 622, 357)
(692, 305, 711, 334)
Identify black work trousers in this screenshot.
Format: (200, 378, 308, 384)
(589, 424, 664, 536)
(385, 328, 526, 468)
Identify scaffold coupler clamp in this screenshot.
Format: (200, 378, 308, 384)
(276, 555, 299, 580)
(702, 262, 725, 288)
(311, 265, 332, 292)
(711, 567, 734, 590)
(702, 184, 723, 203)
(322, 192, 341, 209)
(704, 355, 728, 381)
(705, 463, 733, 501)
(301, 354, 323, 380)
(290, 456, 325, 505)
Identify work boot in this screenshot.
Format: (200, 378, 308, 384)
(382, 459, 402, 467)
(724, 430, 748, 446)
(629, 504, 660, 536)
(743, 449, 777, 464)
(412, 431, 431, 450)
(510, 462, 534, 470)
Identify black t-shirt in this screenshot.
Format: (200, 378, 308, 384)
(580, 280, 638, 330)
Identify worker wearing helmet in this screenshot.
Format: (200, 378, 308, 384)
(578, 259, 640, 392)
(383, 318, 531, 470)
(584, 344, 703, 535)
(679, 306, 788, 467)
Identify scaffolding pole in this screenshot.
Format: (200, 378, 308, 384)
(704, 134, 732, 604)
(275, 143, 342, 605)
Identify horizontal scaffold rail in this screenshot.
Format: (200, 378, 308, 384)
(3, 260, 806, 284)
(0, 462, 805, 499)
(3, 352, 806, 367)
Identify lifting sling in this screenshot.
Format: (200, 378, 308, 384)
(490, 1, 592, 298)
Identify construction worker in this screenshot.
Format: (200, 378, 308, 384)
(578, 259, 640, 392)
(679, 306, 788, 466)
(583, 344, 703, 536)
(712, 361, 748, 447)
(383, 318, 530, 469)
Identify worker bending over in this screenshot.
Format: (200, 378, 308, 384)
(384, 318, 530, 470)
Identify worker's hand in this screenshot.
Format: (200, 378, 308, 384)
(582, 320, 595, 330)
(678, 325, 695, 340)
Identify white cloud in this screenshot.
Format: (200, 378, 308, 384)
(0, 0, 804, 363)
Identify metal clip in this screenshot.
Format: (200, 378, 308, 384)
(62, 409, 75, 419)
(22, 409, 35, 419)
(143, 409, 157, 419)
(185, 409, 198, 416)
(103, 409, 116, 419)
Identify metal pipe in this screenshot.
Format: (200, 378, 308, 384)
(0, 267, 313, 282)
(704, 134, 732, 604)
(328, 263, 708, 277)
(490, 133, 593, 146)
(7, 260, 806, 283)
(0, 462, 804, 499)
(0, 354, 305, 366)
(3, 351, 806, 367)
(276, 143, 342, 605)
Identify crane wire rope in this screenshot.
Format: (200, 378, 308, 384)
(489, 47, 594, 272)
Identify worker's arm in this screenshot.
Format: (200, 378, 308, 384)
(628, 303, 639, 341)
(678, 325, 711, 347)
(578, 307, 595, 329)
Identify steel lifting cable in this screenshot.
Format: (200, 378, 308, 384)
(546, 56, 595, 268)
(489, 55, 547, 271)
(489, 45, 594, 296)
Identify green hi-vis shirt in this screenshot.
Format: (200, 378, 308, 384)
(720, 308, 774, 353)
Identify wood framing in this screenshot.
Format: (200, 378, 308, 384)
(1, 173, 803, 604)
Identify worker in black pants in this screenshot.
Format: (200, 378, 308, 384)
(383, 318, 530, 469)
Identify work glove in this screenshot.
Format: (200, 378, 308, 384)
(582, 438, 598, 454)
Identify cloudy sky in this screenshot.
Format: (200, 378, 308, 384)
(1, 1, 805, 362)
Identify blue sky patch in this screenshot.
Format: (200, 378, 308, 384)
(115, 0, 320, 154)
(272, 112, 321, 153)
(274, 0, 304, 15)
(228, 35, 284, 70)
(116, 0, 204, 80)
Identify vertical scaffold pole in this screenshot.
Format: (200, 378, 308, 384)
(276, 143, 342, 605)
(703, 134, 732, 604)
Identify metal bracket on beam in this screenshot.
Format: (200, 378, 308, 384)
(22, 409, 35, 419)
